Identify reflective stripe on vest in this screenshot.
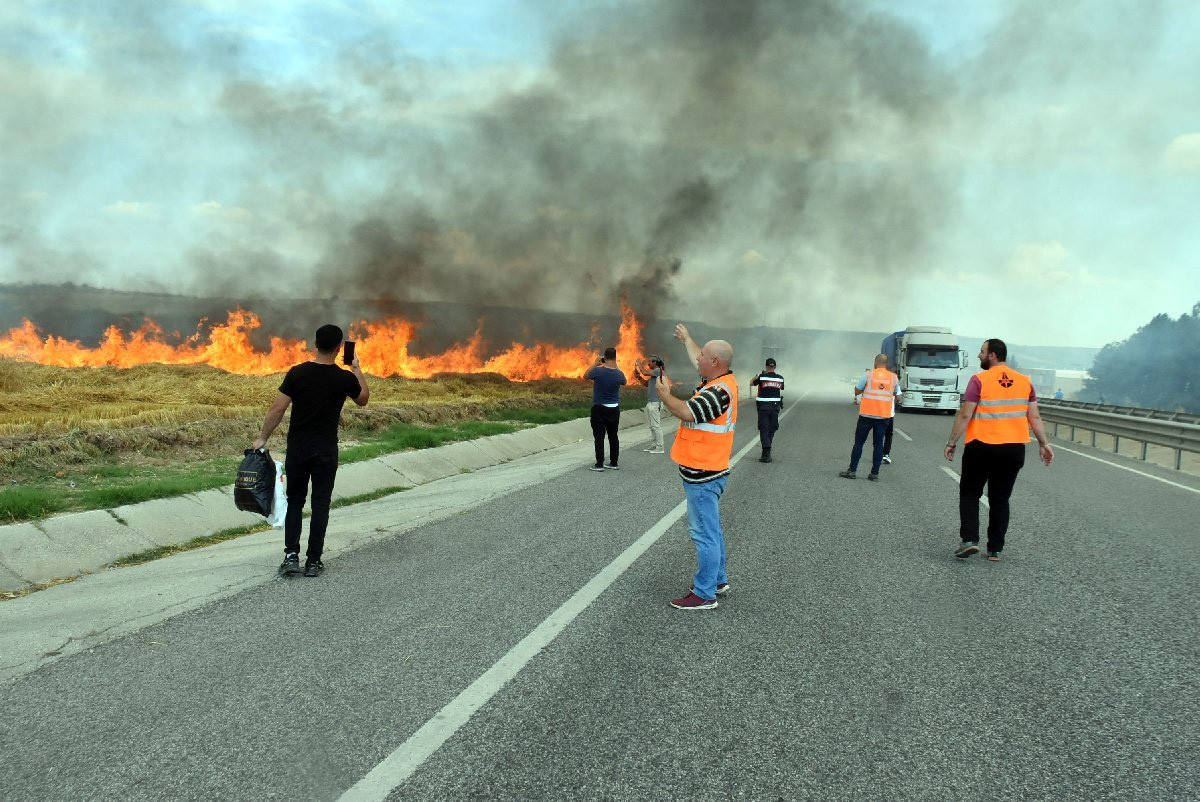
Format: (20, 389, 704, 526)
(858, 369, 896, 418)
(755, 376, 783, 402)
(965, 367, 1032, 444)
(670, 373, 739, 472)
(681, 419, 736, 434)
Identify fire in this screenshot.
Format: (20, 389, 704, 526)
(0, 301, 648, 382)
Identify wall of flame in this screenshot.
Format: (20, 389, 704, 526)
(0, 302, 646, 382)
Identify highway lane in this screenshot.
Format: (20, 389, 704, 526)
(2, 398, 1196, 801)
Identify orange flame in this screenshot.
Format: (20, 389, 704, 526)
(0, 302, 649, 382)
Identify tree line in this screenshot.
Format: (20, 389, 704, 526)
(1083, 302, 1199, 413)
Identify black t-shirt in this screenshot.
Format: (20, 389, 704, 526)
(278, 362, 361, 448)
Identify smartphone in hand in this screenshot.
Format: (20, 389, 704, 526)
(343, 340, 356, 365)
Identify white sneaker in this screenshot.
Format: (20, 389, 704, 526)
(882, 454, 892, 464)
(647, 448, 664, 454)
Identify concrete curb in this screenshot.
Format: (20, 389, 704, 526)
(0, 414, 646, 592)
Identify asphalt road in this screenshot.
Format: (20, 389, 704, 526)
(3, 397, 1197, 801)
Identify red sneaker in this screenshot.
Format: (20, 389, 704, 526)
(691, 583, 730, 596)
(670, 592, 718, 610)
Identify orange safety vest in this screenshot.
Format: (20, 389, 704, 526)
(858, 368, 897, 419)
(671, 373, 739, 472)
(965, 366, 1032, 444)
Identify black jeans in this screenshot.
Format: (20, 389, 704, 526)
(959, 441, 1026, 552)
(284, 441, 338, 560)
(883, 417, 894, 455)
(756, 401, 781, 448)
(849, 416, 888, 474)
(590, 405, 620, 466)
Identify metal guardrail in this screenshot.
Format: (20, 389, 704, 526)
(1038, 400, 1200, 470)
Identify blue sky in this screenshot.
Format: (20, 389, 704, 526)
(2, 0, 1198, 348)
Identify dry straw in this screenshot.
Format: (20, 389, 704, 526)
(0, 359, 588, 470)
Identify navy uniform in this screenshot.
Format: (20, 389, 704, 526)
(750, 358, 784, 462)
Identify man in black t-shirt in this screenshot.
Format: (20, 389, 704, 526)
(252, 324, 369, 577)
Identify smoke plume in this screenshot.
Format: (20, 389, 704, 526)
(1, 0, 963, 335)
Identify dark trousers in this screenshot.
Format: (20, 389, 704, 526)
(959, 441, 1026, 552)
(756, 401, 781, 448)
(590, 405, 620, 466)
(849, 416, 888, 474)
(284, 442, 338, 560)
(883, 418, 894, 455)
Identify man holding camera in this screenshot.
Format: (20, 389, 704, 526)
(585, 347, 627, 471)
(641, 354, 666, 454)
(253, 324, 369, 577)
(657, 324, 737, 611)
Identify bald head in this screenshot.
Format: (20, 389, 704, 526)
(699, 339, 733, 379)
(874, 353, 889, 368)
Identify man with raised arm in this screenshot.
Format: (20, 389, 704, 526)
(656, 324, 738, 610)
(253, 324, 369, 578)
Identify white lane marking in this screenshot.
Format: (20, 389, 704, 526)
(940, 466, 989, 508)
(894, 426, 912, 442)
(339, 395, 804, 801)
(1054, 444, 1200, 496)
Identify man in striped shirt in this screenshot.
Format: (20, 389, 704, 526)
(657, 324, 738, 610)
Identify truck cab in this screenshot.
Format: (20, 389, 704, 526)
(881, 326, 968, 413)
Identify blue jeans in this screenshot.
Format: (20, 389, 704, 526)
(849, 416, 888, 475)
(682, 475, 729, 600)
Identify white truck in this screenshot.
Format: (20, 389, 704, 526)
(880, 326, 968, 413)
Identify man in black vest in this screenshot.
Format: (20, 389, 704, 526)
(750, 358, 784, 462)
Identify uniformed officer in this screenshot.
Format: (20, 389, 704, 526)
(750, 358, 784, 463)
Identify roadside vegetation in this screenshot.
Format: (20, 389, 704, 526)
(0, 359, 646, 524)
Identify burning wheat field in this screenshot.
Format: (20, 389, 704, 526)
(0, 298, 650, 521)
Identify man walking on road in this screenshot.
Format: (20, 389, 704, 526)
(750, 357, 784, 463)
(945, 338, 1053, 561)
(839, 354, 900, 481)
(641, 354, 666, 454)
(585, 347, 627, 471)
(253, 324, 369, 577)
(657, 324, 737, 611)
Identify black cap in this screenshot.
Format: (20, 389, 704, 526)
(765, 358, 776, 367)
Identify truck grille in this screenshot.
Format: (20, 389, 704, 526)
(919, 378, 947, 386)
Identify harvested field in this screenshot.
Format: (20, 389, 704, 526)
(0, 359, 645, 521)
(0, 359, 603, 465)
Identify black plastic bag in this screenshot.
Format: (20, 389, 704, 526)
(234, 448, 276, 516)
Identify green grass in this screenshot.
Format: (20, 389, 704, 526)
(487, 394, 645, 425)
(81, 474, 234, 510)
(0, 487, 70, 523)
(329, 485, 409, 509)
(108, 522, 274, 568)
(487, 405, 591, 425)
(0, 398, 621, 524)
(340, 420, 520, 463)
(0, 460, 239, 524)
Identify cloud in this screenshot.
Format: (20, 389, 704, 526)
(191, 200, 253, 221)
(1163, 132, 1200, 171)
(102, 201, 159, 218)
